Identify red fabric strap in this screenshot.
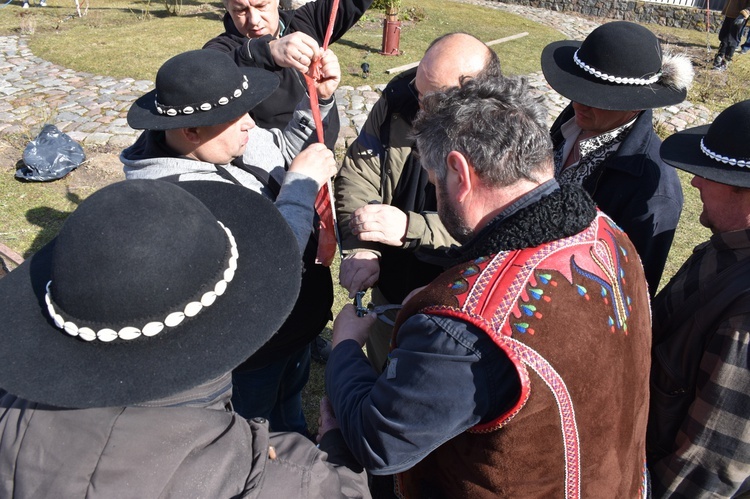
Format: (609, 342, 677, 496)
(306, 0, 340, 266)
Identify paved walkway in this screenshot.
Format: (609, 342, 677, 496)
(0, 3, 716, 151)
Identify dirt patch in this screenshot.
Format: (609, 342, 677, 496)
(1, 140, 124, 194)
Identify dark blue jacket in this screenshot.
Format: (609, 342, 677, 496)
(551, 105, 683, 296)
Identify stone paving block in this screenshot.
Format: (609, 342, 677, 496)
(0, 87, 22, 96)
(66, 131, 88, 143)
(55, 121, 74, 132)
(108, 134, 136, 149)
(84, 133, 113, 146)
(1, 124, 27, 136)
(352, 114, 367, 133)
(109, 126, 138, 136)
(363, 91, 380, 101)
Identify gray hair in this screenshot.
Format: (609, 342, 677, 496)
(412, 75, 552, 187)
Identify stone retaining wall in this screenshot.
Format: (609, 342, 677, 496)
(489, 0, 723, 32)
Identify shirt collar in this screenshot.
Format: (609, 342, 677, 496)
(709, 228, 750, 251)
(561, 114, 638, 155)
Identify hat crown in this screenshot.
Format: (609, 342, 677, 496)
(577, 21, 662, 79)
(155, 50, 243, 110)
(51, 180, 227, 327)
(704, 100, 750, 162)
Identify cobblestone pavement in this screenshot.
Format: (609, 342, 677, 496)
(0, 3, 716, 151)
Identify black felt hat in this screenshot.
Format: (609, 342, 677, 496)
(541, 21, 693, 111)
(0, 179, 301, 408)
(127, 50, 279, 130)
(660, 100, 750, 188)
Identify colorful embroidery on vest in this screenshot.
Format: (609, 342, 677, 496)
(507, 337, 581, 499)
(487, 223, 599, 333)
(571, 228, 631, 334)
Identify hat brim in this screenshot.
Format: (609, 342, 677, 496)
(541, 41, 687, 111)
(127, 68, 280, 130)
(0, 180, 301, 408)
(660, 125, 750, 188)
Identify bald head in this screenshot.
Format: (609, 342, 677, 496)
(414, 33, 501, 102)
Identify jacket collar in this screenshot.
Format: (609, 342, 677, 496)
(453, 181, 597, 263)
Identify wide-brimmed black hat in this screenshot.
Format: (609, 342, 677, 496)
(541, 21, 693, 111)
(660, 100, 750, 188)
(127, 50, 279, 130)
(0, 179, 301, 408)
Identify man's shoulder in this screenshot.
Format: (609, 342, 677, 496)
(381, 67, 419, 121)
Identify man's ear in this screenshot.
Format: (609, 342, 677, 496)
(446, 150, 473, 203)
(182, 127, 202, 145)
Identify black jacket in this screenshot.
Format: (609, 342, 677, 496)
(551, 105, 683, 296)
(204, 0, 373, 149)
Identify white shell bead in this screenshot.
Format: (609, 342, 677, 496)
(142, 322, 164, 337)
(201, 291, 217, 306)
(118, 327, 141, 340)
(63, 322, 79, 336)
(200, 103, 212, 111)
(47, 304, 56, 319)
(166, 109, 177, 117)
(219, 97, 229, 105)
(183, 106, 194, 114)
(53, 314, 65, 329)
(224, 268, 235, 282)
(228, 256, 238, 272)
(78, 327, 96, 341)
(165, 311, 185, 327)
(215, 280, 228, 296)
(234, 89, 242, 98)
(45, 293, 51, 306)
(184, 301, 203, 317)
(97, 328, 118, 342)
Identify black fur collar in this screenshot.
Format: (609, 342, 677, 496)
(455, 183, 597, 263)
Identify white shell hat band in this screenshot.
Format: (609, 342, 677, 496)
(155, 75, 250, 117)
(45, 221, 239, 343)
(573, 49, 661, 86)
(700, 138, 750, 167)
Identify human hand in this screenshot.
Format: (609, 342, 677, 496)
(332, 303, 376, 348)
(288, 143, 337, 188)
(309, 49, 341, 101)
(269, 32, 321, 73)
(339, 251, 380, 298)
(316, 396, 340, 443)
(350, 204, 408, 246)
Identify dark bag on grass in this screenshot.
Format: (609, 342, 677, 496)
(16, 124, 85, 182)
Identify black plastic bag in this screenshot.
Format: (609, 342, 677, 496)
(16, 124, 86, 182)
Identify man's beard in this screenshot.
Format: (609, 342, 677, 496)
(437, 182, 474, 244)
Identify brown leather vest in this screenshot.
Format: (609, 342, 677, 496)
(393, 213, 651, 499)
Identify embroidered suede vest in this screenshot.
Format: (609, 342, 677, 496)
(392, 213, 651, 499)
